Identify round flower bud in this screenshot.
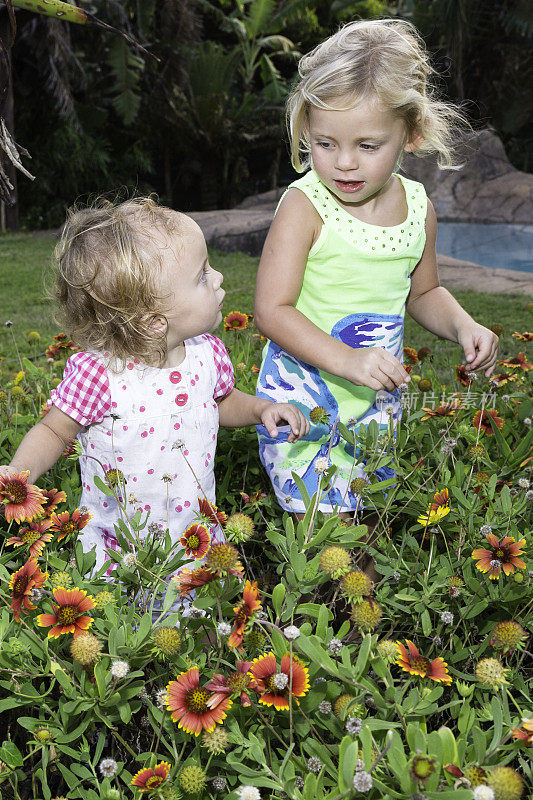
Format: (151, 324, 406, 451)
(333, 694, 364, 720)
(70, 633, 103, 666)
(377, 639, 399, 663)
(99, 758, 118, 778)
(350, 477, 370, 497)
(418, 379, 432, 392)
(283, 625, 300, 640)
(353, 770, 373, 792)
(475, 658, 509, 690)
(467, 444, 486, 461)
(225, 513, 255, 543)
(178, 765, 207, 794)
(465, 766, 489, 788)
(319, 546, 351, 578)
(237, 787, 261, 800)
(307, 757, 322, 774)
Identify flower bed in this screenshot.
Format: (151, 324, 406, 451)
(0, 322, 531, 800)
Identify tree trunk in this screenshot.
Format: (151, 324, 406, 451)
(0, 10, 19, 231)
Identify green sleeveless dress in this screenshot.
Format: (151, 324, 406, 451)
(256, 169, 427, 513)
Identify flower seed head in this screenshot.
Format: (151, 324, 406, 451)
(314, 456, 329, 474)
(179, 764, 207, 794)
(307, 757, 322, 774)
(319, 546, 351, 578)
(351, 599, 383, 631)
(353, 770, 373, 792)
(110, 660, 130, 679)
(99, 758, 118, 778)
(283, 625, 300, 640)
(205, 542, 242, 574)
(328, 638, 343, 655)
(70, 633, 103, 666)
(441, 611, 454, 625)
(217, 621, 232, 636)
(491, 621, 527, 653)
(340, 570, 372, 601)
(273, 672, 289, 690)
(318, 700, 332, 714)
(473, 787, 495, 800)
(225, 513, 255, 543)
(487, 766, 524, 800)
(346, 716, 362, 735)
(237, 787, 261, 800)
(212, 776, 227, 791)
(201, 726, 229, 755)
(152, 626, 182, 658)
(475, 658, 509, 690)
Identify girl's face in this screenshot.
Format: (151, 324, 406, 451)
(308, 96, 415, 207)
(156, 214, 225, 350)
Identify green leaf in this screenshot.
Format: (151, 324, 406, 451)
(316, 604, 330, 640)
(0, 740, 23, 767)
(421, 610, 432, 636)
(338, 734, 354, 792)
(342, 740, 359, 788)
(488, 695, 503, 753)
(354, 634, 372, 679)
(272, 583, 286, 617)
(437, 726, 458, 766)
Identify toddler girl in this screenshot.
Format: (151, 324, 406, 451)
(254, 19, 498, 520)
(8, 198, 308, 571)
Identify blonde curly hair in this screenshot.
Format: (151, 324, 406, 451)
(287, 18, 469, 172)
(54, 196, 179, 368)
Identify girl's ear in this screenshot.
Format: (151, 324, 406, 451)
(404, 129, 425, 153)
(150, 316, 167, 334)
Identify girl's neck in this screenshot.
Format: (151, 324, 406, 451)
(162, 340, 186, 369)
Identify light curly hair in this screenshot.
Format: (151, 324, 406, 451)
(287, 18, 469, 172)
(54, 196, 179, 367)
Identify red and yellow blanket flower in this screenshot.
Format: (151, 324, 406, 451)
(0, 468, 46, 523)
(472, 409, 504, 436)
(131, 761, 171, 791)
(499, 352, 532, 370)
(166, 667, 232, 736)
(197, 497, 227, 527)
(37, 587, 95, 638)
(228, 580, 262, 649)
(172, 566, 219, 598)
(180, 524, 211, 559)
(421, 401, 462, 420)
(512, 718, 533, 746)
(7, 519, 53, 557)
(417, 488, 450, 526)
(512, 331, 533, 342)
(488, 372, 518, 388)
(40, 487, 67, 517)
(472, 533, 526, 580)
(205, 660, 259, 708)
(48, 508, 92, 542)
(224, 311, 248, 331)
(455, 364, 476, 387)
(10, 557, 48, 622)
(403, 346, 419, 364)
(396, 640, 452, 685)
(249, 652, 310, 709)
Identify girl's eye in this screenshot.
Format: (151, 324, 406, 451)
(360, 144, 378, 151)
(200, 267, 209, 283)
(317, 141, 332, 149)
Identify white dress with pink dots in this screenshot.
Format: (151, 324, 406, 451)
(50, 334, 234, 571)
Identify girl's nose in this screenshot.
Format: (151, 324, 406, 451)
(213, 268, 223, 288)
(335, 150, 358, 171)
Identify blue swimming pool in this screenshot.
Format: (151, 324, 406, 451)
(436, 222, 533, 273)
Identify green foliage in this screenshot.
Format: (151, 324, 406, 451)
(0, 309, 531, 798)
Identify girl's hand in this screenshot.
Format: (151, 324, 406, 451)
(260, 403, 310, 443)
(456, 322, 500, 378)
(343, 347, 411, 392)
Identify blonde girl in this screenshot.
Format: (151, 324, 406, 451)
(7, 198, 308, 571)
(254, 20, 498, 546)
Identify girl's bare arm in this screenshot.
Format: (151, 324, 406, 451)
(9, 406, 83, 483)
(254, 190, 410, 391)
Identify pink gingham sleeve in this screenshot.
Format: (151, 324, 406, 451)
(50, 352, 111, 425)
(204, 334, 235, 399)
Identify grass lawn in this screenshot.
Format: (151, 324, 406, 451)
(0, 231, 531, 381)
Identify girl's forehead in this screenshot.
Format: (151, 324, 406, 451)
(308, 98, 401, 132)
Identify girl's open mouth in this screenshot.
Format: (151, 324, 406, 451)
(334, 180, 365, 193)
